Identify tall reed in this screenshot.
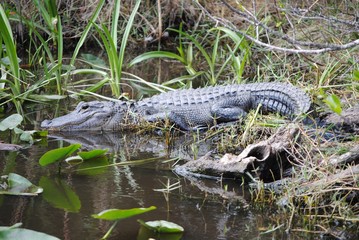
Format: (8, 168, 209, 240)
(0, 4, 22, 112)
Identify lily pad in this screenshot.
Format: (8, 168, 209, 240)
(0, 173, 43, 196)
(76, 156, 109, 176)
(138, 220, 184, 233)
(137, 220, 184, 240)
(78, 149, 108, 160)
(92, 206, 156, 221)
(0, 114, 23, 131)
(0, 223, 59, 240)
(39, 176, 81, 212)
(39, 144, 81, 166)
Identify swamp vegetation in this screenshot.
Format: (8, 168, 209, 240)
(0, 0, 359, 239)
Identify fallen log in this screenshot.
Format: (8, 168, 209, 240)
(0, 142, 22, 151)
(174, 124, 301, 182)
(325, 104, 359, 133)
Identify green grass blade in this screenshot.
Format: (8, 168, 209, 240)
(170, 28, 214, 84)
(0, 5, 20, 91)
(129, 51, 186, 66)
(70, 0, 105, 66)
(111, 0, 121, 49)
(55, 8, 63, 94)
(116, 0, 141, 96)
(92, 23, 121, 96)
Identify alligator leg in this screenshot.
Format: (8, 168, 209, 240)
(142, 94, 254, 130)
(142, 110, 211, 131)
(210, 94, 253, 122)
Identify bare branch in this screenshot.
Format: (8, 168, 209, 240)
(193, 0, 359, 54)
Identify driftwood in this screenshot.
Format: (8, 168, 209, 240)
(261, 145, 359, 192)
(329, 145, 359, 166)
(0, 142, 22, 151)
(175, 104, 359, 182)
(174, 124, 301, 182)
(325, 104, 359, 133)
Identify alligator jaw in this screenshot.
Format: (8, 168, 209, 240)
(41, 114, 95, 131)
(40, 101, 122, 131)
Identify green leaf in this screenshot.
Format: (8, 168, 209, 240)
(129, 51, 185, 67)
(137, 220, 184, 240)
(28, 94, 67, 101)
(0, 114, 23, 131)
(81, 53, 107, 67)
(39, 144, 81, 166)
(92, 206, 156, 221)
(32, 130, 48, 138)
(20, 131, 34, 143)
(76, 156, 109, 176)
(138, 220, 184, 233)
(0, 223, 60, 240)
(77, 149, 108, 160)
(353, 69, 359, 81)
(0, 173, 43, 196)
(324, 94, 342, 115)
(39, 176, 81, 212)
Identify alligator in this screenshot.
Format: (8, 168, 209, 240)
(41, 82, 311, 131)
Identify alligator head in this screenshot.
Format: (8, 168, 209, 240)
(41, 101, 132, 131)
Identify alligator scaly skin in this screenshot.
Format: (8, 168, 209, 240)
(41, 82, 311, 131)
(137, 82, 310, 115)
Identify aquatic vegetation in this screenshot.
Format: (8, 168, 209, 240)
(0, 113, 45, 143)
(0, 223, 59, 240)
(92, 206, 156, 239)
(137, 220, 184, 240)
(0, 173, 43, 196)
(39, 176, 81, 212)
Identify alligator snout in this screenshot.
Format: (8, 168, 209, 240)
(41, 119, 51, 128)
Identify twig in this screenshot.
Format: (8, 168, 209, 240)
(193, 1, 359, 54)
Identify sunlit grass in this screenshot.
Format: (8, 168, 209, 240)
(0, 4, 22, 112)
(129, 26, 251, 86)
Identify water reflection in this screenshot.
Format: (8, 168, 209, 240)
(2, 129, 339, 239)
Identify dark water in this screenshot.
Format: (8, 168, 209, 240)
(0, 129, 270, 240)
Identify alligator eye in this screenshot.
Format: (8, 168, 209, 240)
(81, 104, 89, 110)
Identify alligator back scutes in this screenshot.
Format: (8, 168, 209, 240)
(138, 82, 311, 116)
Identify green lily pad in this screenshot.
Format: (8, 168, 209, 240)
(78, 149, 108, 160)
(138, 220, 184, 233)
(92, 206, 156, 221)
(76, 156, 109, 176)
(0, 173, 43, 196)
(0, 223, 59, 240)
(39, 176, 81, 212)
(39, 144, 81, 166)
(0, 114, 23, 131)
(137, 220, 184, 240)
